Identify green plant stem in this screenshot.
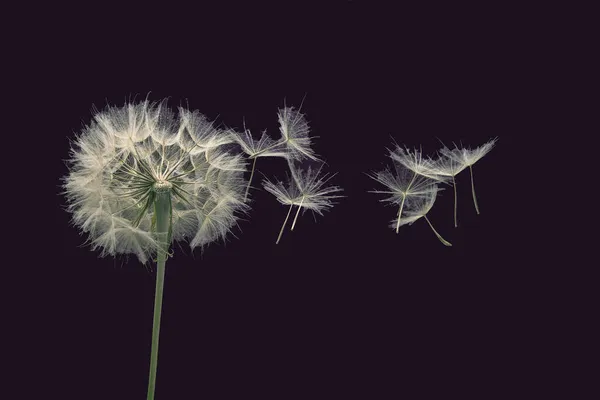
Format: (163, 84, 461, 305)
(243, 157, 257, 202)
(147, 190, 171, 400)
(424, 215, 452, 247)
(453, 175, 458, 228)
(469, 165, 480, 214)
(395, 195, 406, 234)
(290, 195, 305, 231)
(276, 204, 294, 244)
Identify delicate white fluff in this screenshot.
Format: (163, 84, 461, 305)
(429, 153, 468, 178)
(277, 106, 319, 161)
(368, 163, 438, 206)
(369, 141, 446, 235)
(229, 127, 289, 159)
(230, 105, 322, 203)
(177, 108, 229, 154)
(262, 162, 343, 216)
(63, 100, 249, 263)
(388, 144, 447, 181)
(440, 138, 497, 166)
(386, 184, 440, 229)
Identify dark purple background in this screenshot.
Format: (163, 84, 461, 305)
(18, 2, 557, 399)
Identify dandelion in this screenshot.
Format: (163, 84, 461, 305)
(428, 153, 468, 227)
(369, 140, 451, 246)
(440, 138, 497, 214)
(229, 123, 289, 201)
(231, 102, 319, 202)
(386, 184, 452, 247)
(277, 105, 319, 162)
(368, 162, 438, 233)
(62, 100, 248, 400)
(369, 143, 446, 233)
(387, 143, 444, 181)
(263, 161, 343, 244)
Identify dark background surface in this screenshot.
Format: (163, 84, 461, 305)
(13, 2, 565, 399)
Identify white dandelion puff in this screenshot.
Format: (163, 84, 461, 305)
(62, 100, 251, 400)
(277, 105, 319, 162)
(368, 162, 440, 234)
(230, 125, 288, 159)
(387, 144, 446, 181)
(439, 138, 497, 214)
(427, 152, 468, 227)
(229, 123, 290, 201)
(63, 100, 249, 263)
(385, 184, 452, 247)
(369, 139, 452, 246)
(263, 161, 343, 244)
(230, 101, 320, 202)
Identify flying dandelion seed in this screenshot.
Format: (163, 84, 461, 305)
(229, 122, 290, 201)
(369, 143, 447, 232)
(369, 137, 496, 246)
(368, 162, 438, 233)
(386, 184, 452, 246)
(439, 138, 497, 214)
(263, 161, 343, 244)
(428, 152, 468, 227)
(277, 105, 320, 162)
(369, 141, 451, 246)
(387, 144, 444, 181)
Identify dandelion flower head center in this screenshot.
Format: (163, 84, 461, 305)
(153, 180, 173, 193)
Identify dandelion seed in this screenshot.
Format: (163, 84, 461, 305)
(386, 184, 452, 246)
(387, 143, 444, 181)
(368, 162, 440, 233)
(277, 105, 319, 162)
(369, 140, 452, 246)
(428, 153, 468, 227)
(263, 161, 343, 244)
(440, 138, 497, 214)
(229, 122, 290, 201)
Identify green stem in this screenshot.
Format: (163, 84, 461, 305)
(469, 165, 480, 214)
(395, 195, 406, 234)
(276, 204, 294, 244)
(453, 175, 458, 228)
(290, 195, 305, 231)
(424, 215, 452, 247)
(244, 157, 257, 202)
(147, 190, 171, 400)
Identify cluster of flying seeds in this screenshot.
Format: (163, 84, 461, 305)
(63, 99, 342, 263)
(231, 104, 343, 244)
(368, 139, 497, 246)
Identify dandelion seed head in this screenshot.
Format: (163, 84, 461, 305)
(429, 153, 468, 177)
(277, 106, 319, 161)
(388, 145, 442, 180)
(368, 163, 438, 206)
(263, 161, 343, 215)
(230, 128, 289, 159)
(385, 184, 440, 229)
(63, 100, 249, 263)
(441, 138, 497, 166)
